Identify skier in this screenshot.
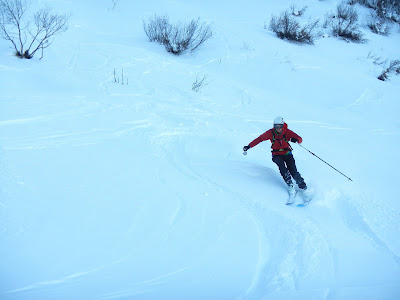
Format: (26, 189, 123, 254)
(243, 116, 309, 202)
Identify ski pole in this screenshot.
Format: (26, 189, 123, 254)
(297, 144, 353, 182)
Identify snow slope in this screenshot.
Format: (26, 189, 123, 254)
(1, 0, 400, 299)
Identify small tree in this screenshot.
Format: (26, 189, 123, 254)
(269, 10, 319, 44)
(143, 15, 212, 55)
(0, 0, 70, 59)
(326, 2, 365, 42)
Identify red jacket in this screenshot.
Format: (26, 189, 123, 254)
(248, 123, 302, 156)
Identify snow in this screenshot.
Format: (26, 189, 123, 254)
(1, 0, 400, 299)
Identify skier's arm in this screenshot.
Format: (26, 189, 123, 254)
(246, 130, 272, 149)
(286, 129, 303, 144)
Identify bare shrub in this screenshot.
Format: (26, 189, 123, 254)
(355, 0, 400, 22)
(376, 0, 400, 21)
(367, 51, 387, 65)
(111, 0, 119, 11)
(269, 10, 319, 44)
(143, 15, 212, 55)
(354, 0, 375, 7)
(143, 15, 170, 44)
(192, 73, 211, 92)
(326, 2, 365, 42)
(378, 59, 400, 80)
(290, 5, 308, 17)
(113, 68, 128, 85)
(367, 12, 391, 34)
(368, 52, 400, 80)
(0, 0, 70, 59)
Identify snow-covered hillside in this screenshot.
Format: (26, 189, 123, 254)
(1, 0, 400, 299)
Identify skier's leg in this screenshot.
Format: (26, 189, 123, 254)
(272, 155, 292, 185)
(285, 154, 307, 189)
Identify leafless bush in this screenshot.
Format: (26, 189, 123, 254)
(376, 0, 400, 21)
(192, 73, 211, 92)
(367, 51, 387, 65)
(354, 0, 375, 7)
(111, 0, 119, 11)
(378, 59, 400, 80)
(355, 0, 400, 22)
(269, 10, 319, 44)
(143, 15, 212, 55)
(367, 12, 391, 34)
(367, 52, 400, 80)
(0, 0, 70, 59)
(113, 68, 128, 85)
(325, 2, 365, 42)
(290, 5, 308, 17)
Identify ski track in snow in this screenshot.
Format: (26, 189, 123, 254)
(157, 141, 333, 298)
(5, 266, 188, 300)
(4, 258, 125, 296)
(2, 91, 398, 298)
(0, 116, 52, 126)
(98, 268, 188, 300)
(159, 135, 400, 298)
(2, 122, 152, 150)
(0, 98, 154, 150)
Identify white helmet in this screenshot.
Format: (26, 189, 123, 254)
(273, 116, 284, 125)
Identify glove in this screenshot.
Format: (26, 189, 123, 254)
(243, 145, 250, 152)
(290, 138, 298, 143)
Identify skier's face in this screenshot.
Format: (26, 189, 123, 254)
(274, 124, 283, 134)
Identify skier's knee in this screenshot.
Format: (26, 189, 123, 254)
(283, 171, 292, 185)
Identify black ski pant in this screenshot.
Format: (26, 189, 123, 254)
(272, 154, 306, 189)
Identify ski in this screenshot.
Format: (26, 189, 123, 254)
(297, 200, 310, 207)
(296, 189, 313, 207)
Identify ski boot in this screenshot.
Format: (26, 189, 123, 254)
(286, 183, 296, 205)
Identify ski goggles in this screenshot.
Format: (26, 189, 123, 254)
(274, 124, 283, 129)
